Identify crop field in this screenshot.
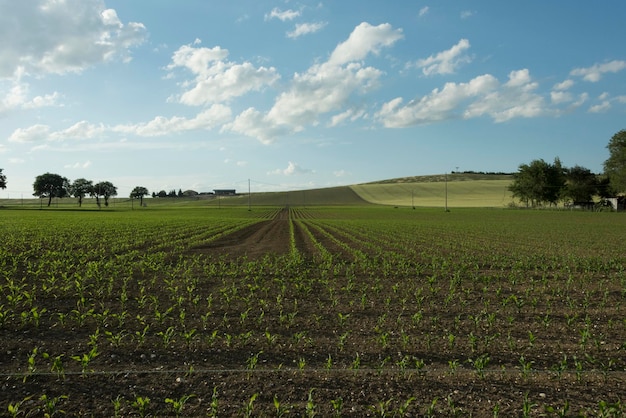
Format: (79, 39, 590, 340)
(1, 206, 626, 416)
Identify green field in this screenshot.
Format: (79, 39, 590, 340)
(1, 205, 625, 416)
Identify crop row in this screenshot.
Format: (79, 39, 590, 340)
(1, 207, 625, 416)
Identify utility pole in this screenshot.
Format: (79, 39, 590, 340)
(445, 172, 448, 212)
(248, 179, 251, 211)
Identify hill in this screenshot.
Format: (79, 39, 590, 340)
(351, 173, 514, 207)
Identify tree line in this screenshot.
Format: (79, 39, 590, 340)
(25, 173, 150, 208)
(508, 130, 626, 207)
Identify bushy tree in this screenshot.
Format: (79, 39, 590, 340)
(130, 186, 149, 207)
(508, 158, 566, 207)
(70, 178, 94, 207)
(603, 129, 626, 194)
(0, 168, 6, 189)
(563, 165, 598, 203)
(93, 181, 117, 207)
(33, 173, 70, 207)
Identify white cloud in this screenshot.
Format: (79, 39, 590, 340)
(460, 10, 475, 19)
(415, 39, 472, 76)
(269, 161, 313, 176)
(589, 101, 611, 113)
(377, 69, 549, 127)
(329, 108, 366, 127)
(8, 124, 51, 143)
(0, 80, 60, 114)
(64, 160, 92, 169)
(228, 22, 403, 143)
(328, 23, 403, 67)
(114, 104, 232, 136)
(287, 22, 328, 39)
(333, 169, 349, 177)
(167, 43, 280, 105)
(553, 79, 574, 91)
(265, 8, 301, 21)
(570, 60, 626, 82)
(419, 7, 429, 17)
(0, 0, 146, 79)
(550, 91, 572, 104)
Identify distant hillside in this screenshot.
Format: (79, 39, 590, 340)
(363, 172, 514, 184)
(351, 173, 514, 207)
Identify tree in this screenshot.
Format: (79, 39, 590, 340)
(93, 181, 118, 207)
(0, 168, 6, 189)
(33, 173, 70, 207)
(130, 186, 149, 207)
(603, 129, 626, 194)
(562, 166, 598, 203)
(70, 178, 94, 207)
(508, 158, 566, 207)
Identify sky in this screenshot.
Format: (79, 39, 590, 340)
(1, 1, 625, 197)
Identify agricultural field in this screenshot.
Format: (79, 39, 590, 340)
(1, 205, 626, 416)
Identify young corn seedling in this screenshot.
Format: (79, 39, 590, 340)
(305, 389, 317, 418)
(39, 394, 68, 418)
(131, 396, 150, 418)
(273, 395, 290, 417)
(165, 394, 195, 417)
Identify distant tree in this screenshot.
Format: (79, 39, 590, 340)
(0, 168, 6, 189)
(168, 189, 177, 197)
(93, 181, 117, 207)
(178, 188, 183, 197)
(508, 158, 566, 207)
(562, 166, 598, 203)
(603, 129, 626, 194)
(157, 190, 167, 198)
(70, 178, 94, 207)
(33, 173, 70, 207)
(130, 186, 149, 207)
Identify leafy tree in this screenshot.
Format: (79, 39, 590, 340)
(508, 158, 565, 207)
(33, 173, 70, 207)
(562, 166, 598, 203)
(168, 189, 177, 197)
(70, 178, 94, 207)
(603, 129, 626, 194)
(157, 190, 167, 198)
(130, 186, 149, 207)
(93, 181, 118, 207)
(0, 168, 6, 189)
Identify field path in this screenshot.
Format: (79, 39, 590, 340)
(194, 208, 291, 259)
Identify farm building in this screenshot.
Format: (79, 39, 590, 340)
(213, 189, 236, 196)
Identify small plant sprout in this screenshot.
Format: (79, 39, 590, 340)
(165, 394, 195, 417)
(131, 396, 150, 418)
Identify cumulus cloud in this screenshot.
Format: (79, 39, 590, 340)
(265, 8, 301, 21)
(166, 42, 280, 105)
(419, 7, 429, 17)
(570, 60, 626, 82)
(0, 0, 146, 79)
(227, 22, 403, 143)
(64, 160, 92, 169)
(269, 161, 313, 176)
(287, 22, 328, 39)
(460, 10, 475, 19)
(377, 69, 549, 127)
(114, 104, 232, 136)
(414, 39, 472, 76)
(8, 124, 51, 143)
(0, 79, 60, 115)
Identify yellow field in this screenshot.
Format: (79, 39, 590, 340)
(351, 179, 514, 207)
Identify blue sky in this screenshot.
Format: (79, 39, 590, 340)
(1, 1, 625, 197)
